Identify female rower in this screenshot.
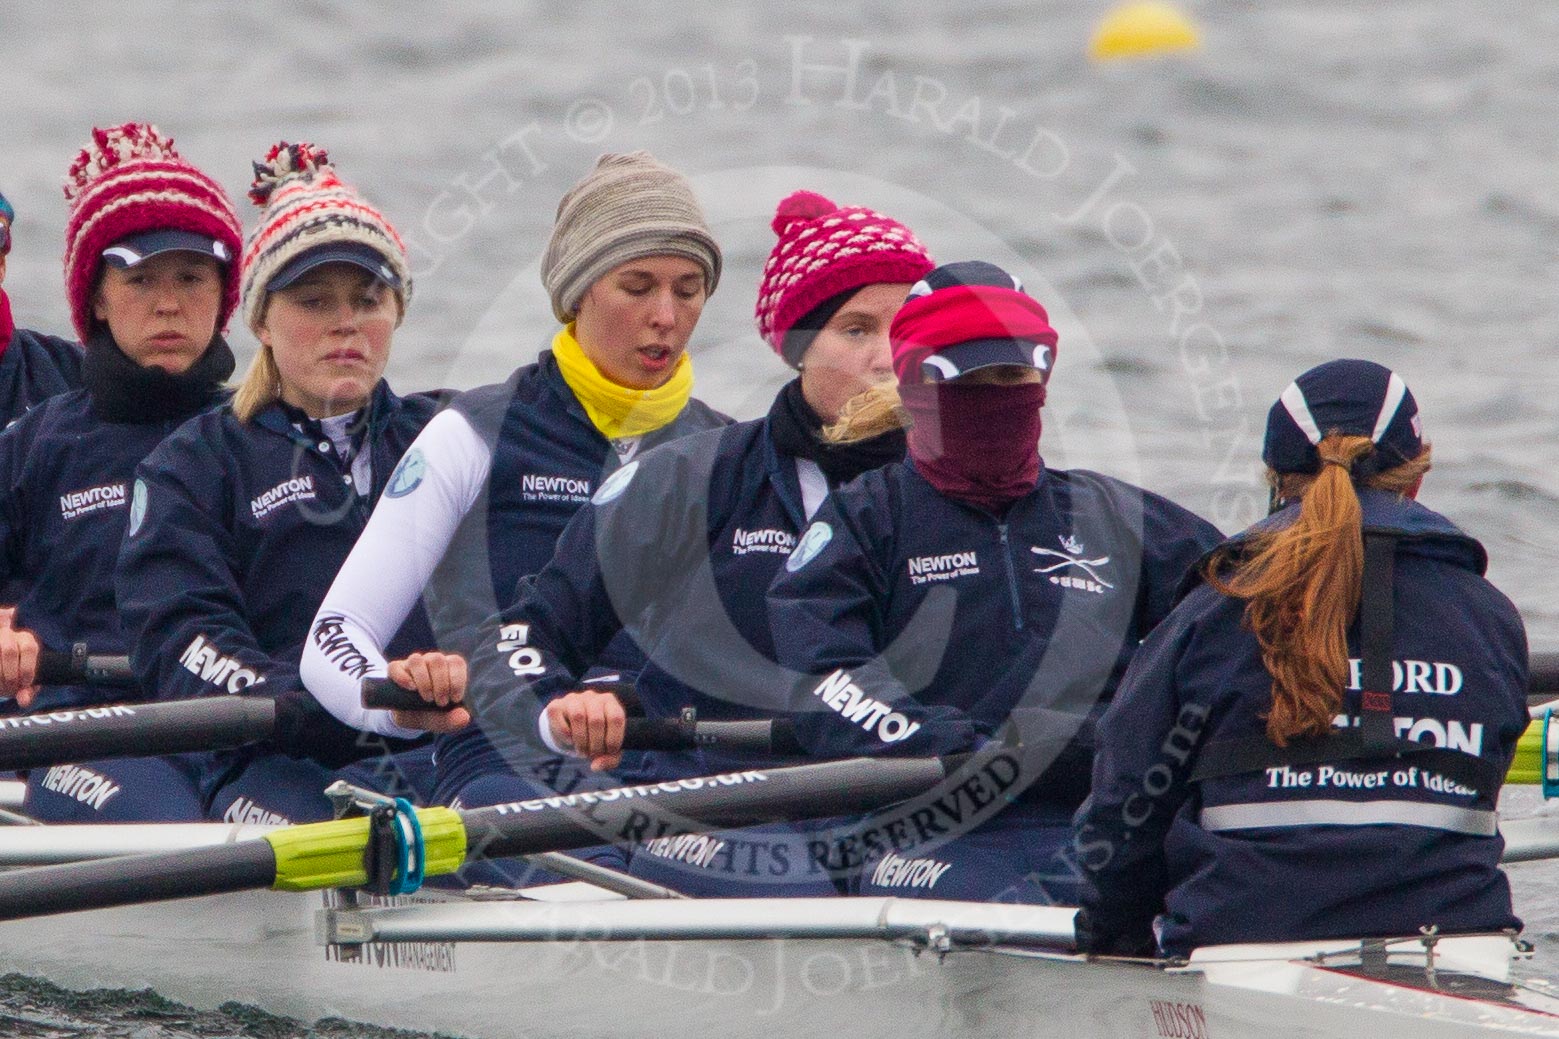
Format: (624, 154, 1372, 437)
(0, 124, 241, 820)
(0, 188, 83, 428)
(449, 191, 933, 895)
(765, 261, 1222, 903)
(115, 143, 440, 825)
(299, 152, 726, 854)
(1075, 359, 1525, 956)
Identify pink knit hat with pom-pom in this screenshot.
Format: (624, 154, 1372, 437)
(63, 123, 243, 341)
(754, 190, 932, 367)
(240, 141, 411, 335)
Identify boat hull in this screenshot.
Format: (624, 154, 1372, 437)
(6, 888, 1559, 1038)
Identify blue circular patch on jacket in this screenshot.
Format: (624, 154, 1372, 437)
(128, 478, 148, 536)
(592, 460, 639, 505)
(386, 448, 426, 498)
(786, 521, 833, 572)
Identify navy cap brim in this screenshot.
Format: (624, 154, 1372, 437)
(267, 242, 401, 294)
(921, 337, 1053, 382)
(102, 230, 231, 268)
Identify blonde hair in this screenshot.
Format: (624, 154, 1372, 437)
(231, 345, 282, 423)
(1206, 435, 1433, 745)
(822, 383, 910, 444)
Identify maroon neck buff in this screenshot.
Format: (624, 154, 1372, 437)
(0, 290, 14, 360)
(900, 380, 1046, 512)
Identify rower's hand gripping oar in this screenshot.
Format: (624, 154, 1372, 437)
(361, 677, 805, 756)
(3, 650, 1553, 784)
(0, 672, 799, 776)
(0, 750, 976, 921)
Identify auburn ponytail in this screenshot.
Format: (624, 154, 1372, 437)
(1207, 434, 1433, 745)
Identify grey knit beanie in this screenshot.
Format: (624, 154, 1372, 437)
(540, 151, 722, 323)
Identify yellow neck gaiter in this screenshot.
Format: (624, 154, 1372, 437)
(551, 324, 693, 440)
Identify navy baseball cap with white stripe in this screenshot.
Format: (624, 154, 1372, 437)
(101, 229, 232, 268)
(1262, 359, 1423, 476)
(909, 261, 1056, 381)
(267, 241, 403, 294)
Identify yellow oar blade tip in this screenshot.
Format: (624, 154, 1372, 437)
(1089, 2, 1203, 62)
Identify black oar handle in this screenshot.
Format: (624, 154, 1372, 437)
(361, 676, 638, 712)
(619, 716, 802, 755)
(362, 677, 459, 712)
(34, 645, 135, 687)
(359, 678, 801, 755)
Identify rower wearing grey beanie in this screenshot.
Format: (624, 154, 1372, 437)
(300, 150, 729, 886)
(541, 150, 722, 325)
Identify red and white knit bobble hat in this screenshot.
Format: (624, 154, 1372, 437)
(62, 123, 244, 341)
(240, 142, 411, 335)
(754, 190, 933, 367)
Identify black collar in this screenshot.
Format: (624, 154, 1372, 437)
(82, 328, 235, 424)
(766, 378, 906, 487)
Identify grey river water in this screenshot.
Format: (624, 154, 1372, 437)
(1, 0, 1557, 1033)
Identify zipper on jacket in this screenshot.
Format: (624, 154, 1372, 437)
(998, 523, 1024, 631)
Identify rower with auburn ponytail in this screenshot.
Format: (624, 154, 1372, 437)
(1078, 359, 1527, 959)
(1209, 432, 1432, 745)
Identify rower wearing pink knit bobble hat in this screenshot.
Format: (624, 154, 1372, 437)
(440, 189, 933, 896)
(0, 124, 241, 821)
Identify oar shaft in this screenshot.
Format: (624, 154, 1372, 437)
(0, 840, 278, 920)
(0, 752, 970, 921)
(460, 753, 964, 860)
(1532, 652, 1559, 697)
(0, 697, 277, 771)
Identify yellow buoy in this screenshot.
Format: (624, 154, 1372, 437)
(1089, 1, 1202, 61)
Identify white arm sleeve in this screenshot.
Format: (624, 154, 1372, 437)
(301, 409, 494, 737)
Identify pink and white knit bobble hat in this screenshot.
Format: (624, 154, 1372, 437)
(62, 123, 243, 342)
(240, 142, 411, 335)
(754, 190, 933, 366)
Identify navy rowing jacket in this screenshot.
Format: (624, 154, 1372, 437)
(766, 463, 1221, 813)
(463, 416, 832, 781)
(0, 325, 82, 430)
(1075, 491, 1526, 956)
(0, 389, 206, 712)
(116, 381, 440, 778)
(426, 354, 729, 796)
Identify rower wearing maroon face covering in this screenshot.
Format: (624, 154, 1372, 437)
(766, 261, 1222, 904)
